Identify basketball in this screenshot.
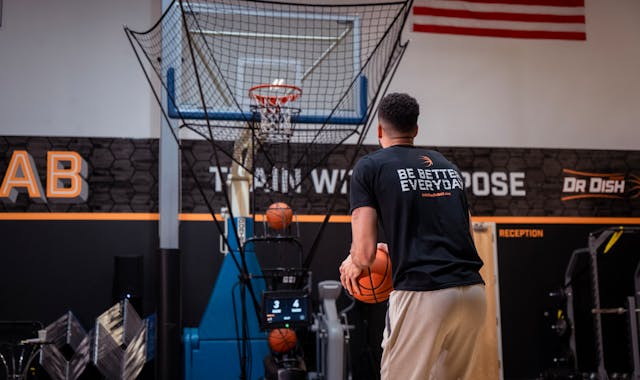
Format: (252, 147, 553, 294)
(268, 328, 297, 353)
(265, 202, 293, 230)
(353, 247, 394, 304)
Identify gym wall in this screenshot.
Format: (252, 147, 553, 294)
(1, 1, 640, 379)
(1, 0, 639, 149)
(1, 137, 639, 378)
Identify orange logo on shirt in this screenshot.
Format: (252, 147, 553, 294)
(420, 155, 433, 167)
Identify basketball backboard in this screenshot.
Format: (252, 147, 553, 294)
(163, 2, 368, 126)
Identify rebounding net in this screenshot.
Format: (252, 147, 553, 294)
(125, 3, 411, 374)
(125, 0, 411, 209)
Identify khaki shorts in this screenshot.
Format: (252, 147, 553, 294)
(380, 284, 486, 380)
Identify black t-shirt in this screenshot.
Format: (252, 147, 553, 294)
(350, 145, 484, 291)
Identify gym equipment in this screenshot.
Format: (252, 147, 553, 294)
(548, 227, 640, 380)
(125, 0, 412, 378)
(182, 216, 269, 380)
(0, 321, 44, 380)
(39, 311, 91, 380)
(589, 227, 640, 380)
(310, 281, 354, 380)
(125, 0, 411, 208)
(36, 304, 155, 380)
(92, 299, 155, 380)
(256, 234, 312, 379)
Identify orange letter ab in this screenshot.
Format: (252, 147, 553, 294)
(46, 151, 89, 202)
(0, 150, 46, 203)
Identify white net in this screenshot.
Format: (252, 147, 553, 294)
(249, 84, 301, 142)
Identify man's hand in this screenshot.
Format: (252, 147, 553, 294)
(339, 255, 363, 296)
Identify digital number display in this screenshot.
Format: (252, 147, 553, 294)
(262, 291, 310, 328)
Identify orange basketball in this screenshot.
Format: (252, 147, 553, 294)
(265, 202, 293, 230)
(267, 328, 297, 353)
(353, 247, 394, 304)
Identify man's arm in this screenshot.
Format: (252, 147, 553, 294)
(350, 206, 378, 268)
(340, 206, 378, 295)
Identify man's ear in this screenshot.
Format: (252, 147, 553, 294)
(411, 125, 418, 138)
(377, 124, 383, 139)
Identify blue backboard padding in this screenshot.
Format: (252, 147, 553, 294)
(166, 67, 368, 125)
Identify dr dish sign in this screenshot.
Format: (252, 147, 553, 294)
(0, 150, 88, 203)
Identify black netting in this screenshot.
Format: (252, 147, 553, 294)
(125, 5, 410, 366)
(126, 0, 410, 210)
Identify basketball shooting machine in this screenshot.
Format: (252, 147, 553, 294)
(125, 1, 411, 378)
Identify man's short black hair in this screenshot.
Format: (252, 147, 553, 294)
(378, 93, 420, 134)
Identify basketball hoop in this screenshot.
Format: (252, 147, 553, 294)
(249, 84, 302, 142)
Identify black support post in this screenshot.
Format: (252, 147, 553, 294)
(157, 248, 182, 380)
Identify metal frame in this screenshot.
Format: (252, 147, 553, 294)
(589, 230, 612, 380)
(633, 259, 640, 380)
(157, 1, 182, 379)
(310, 280, 348, 380)
(167, 69, 369, 125)
(588, 227, 640, 379)
(627, 296, 640, 380)
(160, 1, 181, 251)
(563, 247, 589, 373)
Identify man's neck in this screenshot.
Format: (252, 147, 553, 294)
(381, 136, 414, 148)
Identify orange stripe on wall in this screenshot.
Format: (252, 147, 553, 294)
(0, 212, 160, 221)
(0, 213, 639, 225)
(472, 216, 640, 225)
(178, 213, 351, 223)
(178, 213, 221, 222)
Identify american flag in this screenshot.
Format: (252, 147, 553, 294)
(412, 0, 586, 41)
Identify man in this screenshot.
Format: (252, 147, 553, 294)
(339, 93, 486, 380)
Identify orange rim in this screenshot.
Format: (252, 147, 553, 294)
(249, 84, 302, 107)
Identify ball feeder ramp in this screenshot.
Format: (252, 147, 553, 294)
(125, 0, 412, 379)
